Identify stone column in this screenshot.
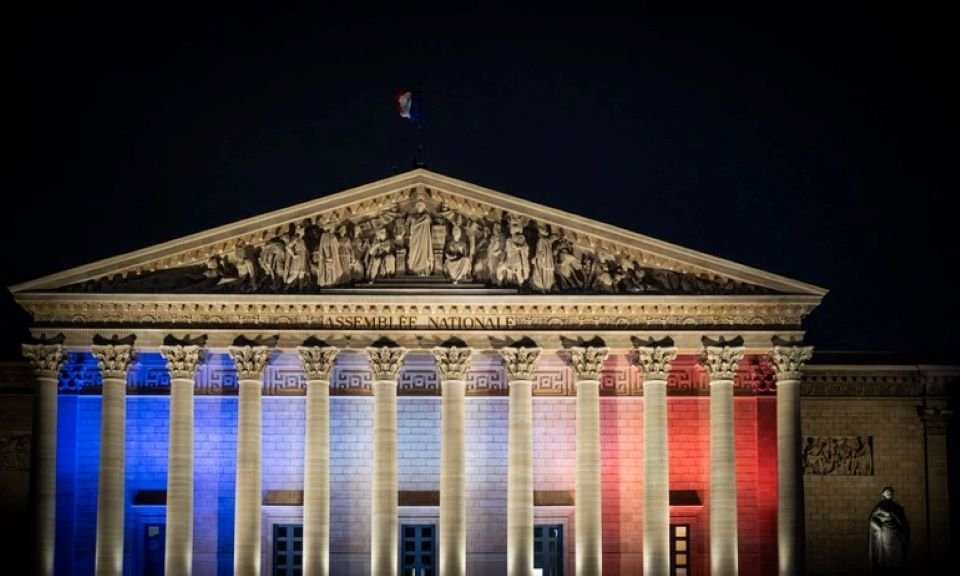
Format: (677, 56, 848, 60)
(227, 343, 272, 575)
(367, 344, 408, 576)
(91, 339, 136, 576)
(501, 345, 542, 576)
(636, 345, 678, 576)
(159, 341, 206, 576)
(433, 346, 473, 576)
(770, 345, 813, 576)
(701, 343, 744, 576)
(297, 345, 340, 576)
(22, 342, 65, 576)
(570, 345, 609, 576)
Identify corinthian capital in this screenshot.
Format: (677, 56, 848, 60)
(432, 347, 473, 381)
(770, 345, 814, 381)
(570, 346, 610, 380)
(22, 344, 65, 379)
(160, 345, 206, 380)
(700, 346, 745, 381)
(366, 346, 407, 381)
(297, 346, 340, 380)
(500, 347, 542, 381)
(227, 346, 271, 380)
(91, 344, 136, 380)
(635, 346, 678, 381)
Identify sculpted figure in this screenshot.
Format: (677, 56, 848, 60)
(406, 200, 434, 276)
(869, 486, 910, 573)
(443, 225, 472, 283)
(259, 233, 288, 289)
(365, 227, 396, 282)
(554, 237, 583, 290)
(315, 223, 343, 287)
(529, 225, 557, 293)
(497, 219, 530, 287)
(284, 225, 310, 288)
(486, 221, 506, 285)
(334, 225, 355, 283)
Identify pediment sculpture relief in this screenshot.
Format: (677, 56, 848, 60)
(62, 189, 773, 295)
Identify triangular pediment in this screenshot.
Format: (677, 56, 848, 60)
(10, 169, 826, 297)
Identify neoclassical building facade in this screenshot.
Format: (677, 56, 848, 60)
(2, 169, 955, 575)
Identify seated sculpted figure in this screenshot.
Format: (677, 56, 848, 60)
(443, 225, 472, 283)
(869, 486, 910, 574)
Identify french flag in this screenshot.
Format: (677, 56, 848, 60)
(396, 90, 421, 123)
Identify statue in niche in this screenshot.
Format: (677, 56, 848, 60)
(529, 224, 556, 293)
(869, 486, 910, 574)
(554, 235, 584, 290)
(497, 217, 530, 287)
(284, 224, 310, 288)
(443, 225, 472, 283)
(406, 199, 434, 276)
(315, 221, 343, 287)
(365, 227, 397, 282)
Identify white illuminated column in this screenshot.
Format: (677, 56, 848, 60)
(228, 344, 272, 575)
(500, 346, 541, 576)
(433, 346, 473, 576)
(22, 343, 65, 576)
(367, 345, 408, 576)
(297, 345, 340, 576)
(570, 345, 609, 576)
(702, 344, 744, 576)
(159, 343, 205, 576)
(636, 345, 678, 576)
(770, 345, 813, 576)
(91, 341, 136, 576)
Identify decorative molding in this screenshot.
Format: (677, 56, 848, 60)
(0, 433, 31, 471)
(263, 366, 306, 395)
(802, 436, 873, 476)
(90, 344, 136, 380)
(532, 368, 573, 396)
(770, 345, 814, 381)
(397, 368, 440, 395)
(331, 367, 374, 394)
(365, 347, 407, 381)
(918, 406, 953, 436)
(634, 346, 678, 381)
(800, 372, 924, 397)
(296, 346, 339, 380)
(465, 369, 507, 395)
(21, 344, 65, 379)
(432, 347, 473, 381)
(700, 346, 745, 381)
(569, 346, 610, 380)
(226, 346, 271, 381)
(500, 347, 542, 381)
(159, 345, 205, 380)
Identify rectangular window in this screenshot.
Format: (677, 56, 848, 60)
(273, 524, 303, 576)
(534, 524, 563, 576)
(670, 524, 691, 576)
(400, 523, 436, 576)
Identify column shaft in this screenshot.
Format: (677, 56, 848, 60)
(576, 380, 602, 576)
(507, 379, 534, 576)
(371, 380, 398, 576)
(95, 378, 126, 576)
(440, 380, 467, 576)
(777, 379, 802, 576)
(710, 379, 737, 575)
(234, 379, 262, 575)
(34, 376, 58, 576)
(165, 378, 195, 576)
(643, 380, 670, 576)
(303, 379, 330, 576)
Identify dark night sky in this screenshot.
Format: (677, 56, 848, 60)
(4, 4, 958, 362)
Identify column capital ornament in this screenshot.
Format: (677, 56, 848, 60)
(22, 343, 65, 379)
(432, 346, 473, 381)
(770, 345, 814, 381)
(635, 346, 678, 381)
(297, 346, 340, 380)
(700, 345, 745, 381)
(159, 345, 205, 380)
(918, 406, 953, 436)
(366, 346, 408, 381)
(569, 346, 610, 380)
(90, 344, 136, 380)
(500, 347, 542, 381)
(227, 346, 271, 380)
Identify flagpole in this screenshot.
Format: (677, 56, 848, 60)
(414, 84, 425, 168)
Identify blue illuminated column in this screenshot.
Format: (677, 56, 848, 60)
(701, 342, 744, 576)
(22, 342, 65, 576)
(770, 344, 813, 576)
(227, 341, 273, 575)
(159, 340, 206, 576)
(366, 343, 408, 576)
(570, 344, 610, 576)
(432, 345, 474, 576)
(91, 339, 137, 576)
(297, 344, 340, 576)
(500, 344, 541, 576)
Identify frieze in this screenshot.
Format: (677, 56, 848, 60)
(802, 436, 873, 476)
(56, 186, 776, 297)
(800, 372, 925, 397)
(0, 433, 31, 471)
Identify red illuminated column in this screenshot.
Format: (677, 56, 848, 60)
(770, 345, 813, 576)
(701, 343, 744, 576)
(501, 345, 542, 576)
(22, 341, 65, 576)
(367, 343, 408, 576)
(297, 344, 340, 576)
(636, 344, 678, 576)
(570, 344, 610, 576)
(433, 345, 474, 576)
(160, 340, 206, 576)
(228, 340, 273, 575)
(91, 338, 137, 576)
